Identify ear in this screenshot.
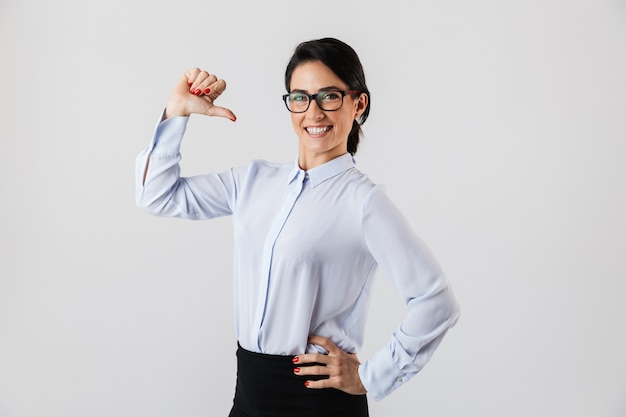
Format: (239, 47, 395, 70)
(354, 92, 368, 120)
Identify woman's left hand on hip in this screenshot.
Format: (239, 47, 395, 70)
(293, 335, 367, 395)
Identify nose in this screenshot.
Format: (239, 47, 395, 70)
(305, 98, 324, 119)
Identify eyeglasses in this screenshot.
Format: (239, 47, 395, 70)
(282, 89, 361, 113)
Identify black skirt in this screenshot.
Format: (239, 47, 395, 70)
(228, 344, 369, 417)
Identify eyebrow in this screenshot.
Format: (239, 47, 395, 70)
(290, 86, 345, 93)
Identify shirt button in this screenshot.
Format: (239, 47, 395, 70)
(397, 378, 403, 383)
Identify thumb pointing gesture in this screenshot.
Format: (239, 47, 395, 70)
(165, 68, 237, 121)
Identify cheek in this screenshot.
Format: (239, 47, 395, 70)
(338, 111, 355, 131)
(290, 114, 301, 130)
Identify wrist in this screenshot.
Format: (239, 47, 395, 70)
(164, 98, 189, 119)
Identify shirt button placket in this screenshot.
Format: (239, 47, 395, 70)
(254, 170, 307, 350)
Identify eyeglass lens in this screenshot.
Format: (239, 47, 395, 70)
(286, 90, 345, 112)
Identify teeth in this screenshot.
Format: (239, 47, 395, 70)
(306, 126, 330, 134)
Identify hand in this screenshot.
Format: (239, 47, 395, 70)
(164, 67, 236, 121)
(293, 335, 367, 395)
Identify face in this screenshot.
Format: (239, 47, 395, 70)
(288, 60, 367, 170)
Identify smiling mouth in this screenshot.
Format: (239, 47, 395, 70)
(305, 126, 332, 135)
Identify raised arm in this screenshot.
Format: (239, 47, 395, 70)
(135, 68, 238, 220)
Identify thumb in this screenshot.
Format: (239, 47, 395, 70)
(205, 104, 237, 122)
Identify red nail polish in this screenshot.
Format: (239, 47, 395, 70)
(203, 88, 211, 94)
(188, 82, 193, 86)
(294, 367, 300, 373)
(292, 356, 299, 363)
(194, 89, 201, 95)
(304, 381, 310, 387)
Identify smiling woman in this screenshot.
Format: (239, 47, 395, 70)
(285, 60, 368, 170)
(135, 37, 459, 417)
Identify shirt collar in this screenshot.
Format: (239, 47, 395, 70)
(287, 153, 356, 188)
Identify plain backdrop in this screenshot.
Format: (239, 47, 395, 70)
(1, 1, 625, 416)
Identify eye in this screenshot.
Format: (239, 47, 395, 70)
(320, 91, 341, 101)
(290, 93, 308, 102)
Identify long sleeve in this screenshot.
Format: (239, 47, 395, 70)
(358, 185, 460, 401)
(135, 115, 236, 220)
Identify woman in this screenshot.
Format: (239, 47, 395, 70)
(136, 37, 459, 417)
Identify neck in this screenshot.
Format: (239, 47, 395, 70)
(298, 149, 348, 171)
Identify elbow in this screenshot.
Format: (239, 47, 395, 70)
(432, 273, 461, 327)
(135, 186, 167, 215)
(135, 193, 151, 212)
(444, 285, 461, 327)
(136, 195, 156, 214)
(415, 282, 461, 330)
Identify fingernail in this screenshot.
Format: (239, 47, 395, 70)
(194, 89, 201, 95)
(203, 88, 211, 94)
(294, 367, 300, 373)
(188, 82, 193, 86)
(292, 356, 299, 363)
(304, 381, 310, 387)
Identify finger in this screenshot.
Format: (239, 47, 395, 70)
(304, 378, 334, 390)
(191, 71, 217, 95)
(204, 78, 227, 99)
(305, 377, 366, 395)
(186, 71, 207, 95)
(184, 68, 202, 86)
(294, 364, 328, 377)
(293, 352, 328, 366)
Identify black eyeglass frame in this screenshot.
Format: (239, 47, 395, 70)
(282, 89, 362, 113)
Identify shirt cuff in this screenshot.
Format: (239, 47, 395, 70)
(359, 342, 414, 402)
(148, 110, 189, 155)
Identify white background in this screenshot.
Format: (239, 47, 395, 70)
(1, 1, 625, 416)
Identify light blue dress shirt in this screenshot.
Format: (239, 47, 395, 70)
(135, 115, 460, 401)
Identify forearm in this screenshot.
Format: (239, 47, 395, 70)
(359, 286, 459, 400)
(135, 115, 189, 216)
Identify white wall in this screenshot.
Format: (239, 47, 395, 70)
(1, 1, 625, 416)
